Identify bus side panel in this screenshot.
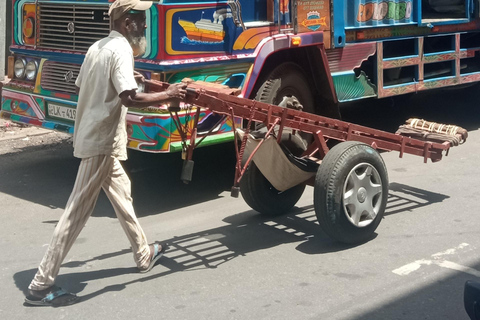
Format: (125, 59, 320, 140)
(333, 0, 419, 47)
(346, 0, 418, 28)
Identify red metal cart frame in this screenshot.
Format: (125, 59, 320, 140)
(147, 80, 466, 244)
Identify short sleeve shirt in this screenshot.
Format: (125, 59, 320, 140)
(74, 30, 137, 160)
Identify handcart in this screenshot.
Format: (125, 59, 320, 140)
(146, 79, 467, 244)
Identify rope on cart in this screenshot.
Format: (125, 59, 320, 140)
(396, 118, 468, 146)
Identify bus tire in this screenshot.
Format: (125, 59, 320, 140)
(314, 141, 389, 244)
(240, 132, 306, 216)
(255, 62, 314, 114)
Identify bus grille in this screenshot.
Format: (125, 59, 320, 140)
(37, 2, 110, 52)
(41, 61, 81, 94)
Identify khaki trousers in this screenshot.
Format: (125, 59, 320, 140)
(29, 155, 150, 291)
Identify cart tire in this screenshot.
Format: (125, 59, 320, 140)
(240, 132, 306, 216)
(314, 141, 389, 244)
(256, 62, 314, 114)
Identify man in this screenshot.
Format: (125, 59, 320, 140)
(24, 0, 186, 307)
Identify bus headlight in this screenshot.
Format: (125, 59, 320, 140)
(25, 60, 38, 81)
(14, 58, 27, 79)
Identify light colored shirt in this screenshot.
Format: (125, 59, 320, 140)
(74, 30, 137, 160)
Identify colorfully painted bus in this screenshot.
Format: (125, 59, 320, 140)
(2, 0, 480, 153)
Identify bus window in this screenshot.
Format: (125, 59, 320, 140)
(422, 0, 467, 23)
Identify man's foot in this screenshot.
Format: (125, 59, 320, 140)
(139, 243, 168, 273)
(25, 285, 78, 307)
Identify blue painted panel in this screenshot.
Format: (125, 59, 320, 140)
(333, 0, 347, 47)
(238, 0, 269, 22)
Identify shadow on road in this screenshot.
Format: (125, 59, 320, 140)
(0, 141, 237, 219)
(386, 182, 449, 216)
(349, 260, 480, 320)
(13, 180, 450, 304)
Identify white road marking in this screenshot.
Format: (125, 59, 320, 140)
(392, 259, 432, 276)
(392, 243, 480, 277)
(436, 261, 480, 277)
(432, 243, 470, 258)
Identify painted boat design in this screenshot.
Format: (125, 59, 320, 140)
(178, 19, 225, 42)
(178, 9, 231, 42)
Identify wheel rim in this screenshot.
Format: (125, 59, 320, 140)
(342, 162, 383, 228)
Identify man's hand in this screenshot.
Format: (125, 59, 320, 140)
(134, 71, 145, 83)
(165, 83, 187, 100)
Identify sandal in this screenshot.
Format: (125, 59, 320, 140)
(25, 285, 78, 307)
(139, 243, 167, 273)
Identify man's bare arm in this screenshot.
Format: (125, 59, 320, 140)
(119, 83, 187, 108)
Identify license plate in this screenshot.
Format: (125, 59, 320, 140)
(48, 103, 76, 121)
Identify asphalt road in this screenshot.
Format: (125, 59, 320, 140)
(1, 86, 480, 319)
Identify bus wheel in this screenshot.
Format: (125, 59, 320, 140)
(314, 141, 389, 244)
(255, 62, 315, 145)
(239, 132, 306, 216)
(256, 62, 314, 114)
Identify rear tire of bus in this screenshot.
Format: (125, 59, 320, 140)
(239, 132, 306, 216)
(255, 62, 315, 146)
(255, 62, 315, 114)
(313, 141, 389, 244)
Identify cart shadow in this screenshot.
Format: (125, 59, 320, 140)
(13, 182, 448, 303)
(385, 182, 449, 216)
(295, 182, 449, 254)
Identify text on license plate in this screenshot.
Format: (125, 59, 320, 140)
(48, 103, 76, 121)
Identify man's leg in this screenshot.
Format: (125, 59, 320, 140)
(101, 157, 151, 269)
(29, 155, 112, 291)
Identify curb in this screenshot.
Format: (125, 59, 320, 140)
(0, 128, 55, 142)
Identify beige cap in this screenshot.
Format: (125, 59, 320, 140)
(108, 0, 153, 21)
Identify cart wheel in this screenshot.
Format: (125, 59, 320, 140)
(314, 141, 388, 244)
(240, 132, 306, 216)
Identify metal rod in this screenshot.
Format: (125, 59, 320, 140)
(277, 0, 281, 33)
(292, 0, 298, 34)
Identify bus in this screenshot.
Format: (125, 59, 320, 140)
(2, 0, 480, 153)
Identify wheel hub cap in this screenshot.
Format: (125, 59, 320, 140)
(342, 163, 383, 228)
(357, 187, 367, 203)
